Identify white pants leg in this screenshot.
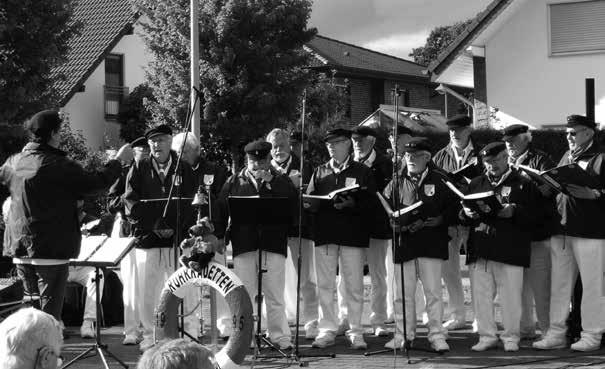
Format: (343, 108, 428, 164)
(316, 245, 339, 336)
(548, 235, 578, 339)
(137, 248, 175, 342)
(234, 251, 290, 342)
(366, 238, 389, 329)
(418, 258, 447, 341)
(67, 267, 103, 322)
(385, 242, 395, 320)
(213, 252, 235, 337)
(521, 238, 551, 334)
(493, 261, 523, 344)
(339, 246, 365, 337)
(285, 237, 318, 325)
(336, 261, 347, 323)
(394, 260, 417, 340)
(284, 247, 297, 321)
(571, 237, 605, 341)
(120, 248, 139, 337)
(442, 226, 467, 322)
(470, 260, 498, 342)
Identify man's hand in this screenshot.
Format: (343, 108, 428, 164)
(256, 169, 273, 183)
(115, 143, 133, 164)
(566, 184, 599, 199)
(537, 184, 554, 197)
(289, 171, 302, 188)
(407, 219, 424, 233)
(423, 216, 443, 227)
(334, 195, 355, 210)
(462, 203, 479, 219)
(497, 203, 515, 218)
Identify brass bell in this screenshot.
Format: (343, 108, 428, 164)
(191, 187, 208, 207)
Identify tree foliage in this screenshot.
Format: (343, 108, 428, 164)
(118, 83, 156, 142)
(409, 19, 473, 67)
(0, 0, 80, 125)
(133, 0, 316, 154)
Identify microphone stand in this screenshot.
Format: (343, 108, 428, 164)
(290, 90, 335, 366)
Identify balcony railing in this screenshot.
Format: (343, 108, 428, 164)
(104, 85, 129, 120)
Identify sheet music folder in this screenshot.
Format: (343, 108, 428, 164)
(70, 236, 136, 267)
(228, 196, 291, 226)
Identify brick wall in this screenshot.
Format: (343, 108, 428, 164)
(349, 78, 373, 125)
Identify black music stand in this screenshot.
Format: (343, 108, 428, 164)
(228, 196, 293, 360)
(62, 236, 136, 369)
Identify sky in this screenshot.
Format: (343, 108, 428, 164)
(309, 0, 493, 61)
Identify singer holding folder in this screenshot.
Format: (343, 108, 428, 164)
(214, 140, 298, 351)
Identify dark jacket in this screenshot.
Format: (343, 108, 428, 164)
(306, 158, 376, 248)
(383, 168, 458, 263)
(514, 147, 559, 241)
(556, 142, 605, 239)
(0, 143, 122, 259)
(192, 158, 229, 221)
(214, 168, 298, 257)
(106, 164, 132, 237)
(124, 152, 196, 249)
(277, 154, 314, 239)
(360, 150, 393, 240)
(462, 169, 540, 267)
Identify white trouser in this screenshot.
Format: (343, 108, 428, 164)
(317, 245, 365, 337)
(120, 247, 140, 337)
(234, 250, 290, 342)
(520, 238, 551, 334)
(386, 244, 395, 320)
(366, 238, 390, 328)
(67, 266, 103, 322)
(547, 236, 605, 342)
(442, 226, 468, 322)
(181, 251, 233, 338)
(284, 237, 318, 326)
(471, 259, 523, 344)
(136, 248, 175, 342)
(394, 258, 446, 341)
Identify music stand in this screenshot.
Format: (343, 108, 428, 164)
(62, 236, 136, 369)
(227, 196, 292, 360)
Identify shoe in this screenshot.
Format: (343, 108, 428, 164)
(504, 341, 519, 352)
(305, 323, 319, 340)
(275, 337, 293, 350)
(532, 335, 567, 350)
(139, 337, 156, 352)
(374, 326, 389, 337)
(122, 335, 141, 345)
(80, 320, 95, 339)
(520, 330, 539, 340)
(430, 338, 450, 353)
(336, 319, 350, 336)
(570, 337, 601, 352)
(349, 334, 367, 350)
(385, 334, 405, 349)
(312, 333, 336, 348)
(443, 319, 466, 331)
(471, 339, 499, 352)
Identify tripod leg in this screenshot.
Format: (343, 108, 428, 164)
(96, 347, 111, 369)
(101, 346, 129, 369)
(60, 346, 96, 368)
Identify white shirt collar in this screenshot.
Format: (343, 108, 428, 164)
(330, 155, 351, 174)
(452, 141, 474, 168)
(152, 155, 172, 176)
(355, 149, 376, 168)
(271, 155, 292, 174)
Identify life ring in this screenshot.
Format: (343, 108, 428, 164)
(155, 262, 253, 369)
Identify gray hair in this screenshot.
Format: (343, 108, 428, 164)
(137, 339, 215, 369)
(519, 131, 532, 143)
(0, 307, 63, 369)
(172, 132, 201, 154)
(266, 128, 289, 144)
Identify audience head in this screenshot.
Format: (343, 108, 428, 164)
(172, 132, 201, 167)
(323, 128, 352, 163)
(145, 125, 173, 163)
(136, 339, 215, 369)
(446, 115, 472, 149)
(266, 128, 291, 164)
(25, 110, 63, 148)
(350, 126, 376, 159)
(0, 307, 63, 369)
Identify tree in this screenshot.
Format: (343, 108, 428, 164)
(295, 72, 350, 133)
(118, 83, 156, 142)
(0, 0, 80, 125)
(409, 19, 473, 67)
(134, 0, 316, 159)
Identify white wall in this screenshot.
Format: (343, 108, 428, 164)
(485, 0, 605, 128)
(62, 23, 152, 150)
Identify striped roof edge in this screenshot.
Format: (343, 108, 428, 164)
(305, 34, 426, 78)
(427, 0, 513, 76)
(51, 0, 138, 106)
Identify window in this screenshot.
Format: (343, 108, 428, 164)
(104, 54, 128, 120)
(549, 0, 605, 55)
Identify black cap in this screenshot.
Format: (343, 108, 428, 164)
(144, 124, 172, 140)
(446, 115, 472, 129)
(502, 124, 529, 140)
(323, 128, 352, 142)
(130, 136, 148, 148)
(566, 114, 596, 129)
(390, 124, 413, 136)
(244, 140, 272, 159)
(479, 141, 507, 158)
(402, 137, 431, 153)
(25, 110, 62, 139)
(290, 131, 307, 142)
(351, 126, 377, 137)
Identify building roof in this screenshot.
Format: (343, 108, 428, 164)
(305, 34, 426, 80)
(51, 0, 137, 106)
(427, 0, 513, 76)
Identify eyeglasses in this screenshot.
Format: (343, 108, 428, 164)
(566, 128, 587, 137)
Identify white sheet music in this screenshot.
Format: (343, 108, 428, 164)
(72, 236, 108, 261)
(70, 236, 135, 266)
